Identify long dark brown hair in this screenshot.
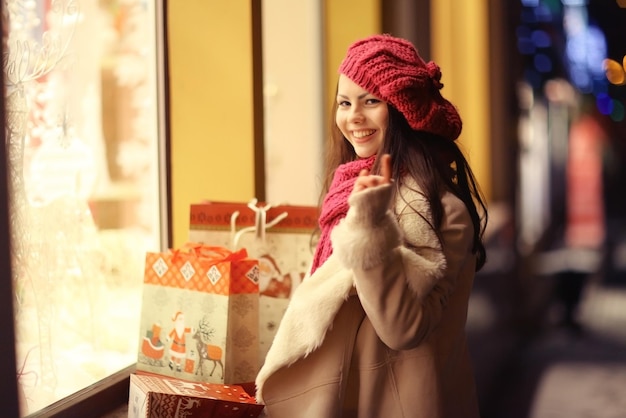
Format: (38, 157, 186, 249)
(320, 102, 488, 272)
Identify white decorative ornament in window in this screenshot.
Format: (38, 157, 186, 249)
(4, 0, 164, 415)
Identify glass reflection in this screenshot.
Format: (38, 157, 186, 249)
(3, 0, 164, 415)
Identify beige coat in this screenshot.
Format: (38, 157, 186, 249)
(255, 180, 480, 418)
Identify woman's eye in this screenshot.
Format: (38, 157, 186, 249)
(365, 98, 380, 105)
(338, 100, 350, 107)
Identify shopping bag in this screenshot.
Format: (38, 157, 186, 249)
(189, 200, 318, 364)
(136, 243, 260, 384)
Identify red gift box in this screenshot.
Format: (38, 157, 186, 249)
(128, 373, 264, 418)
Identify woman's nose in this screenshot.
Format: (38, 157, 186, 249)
(348, 106, 364, 123)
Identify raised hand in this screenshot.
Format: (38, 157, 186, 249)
(353, 154, 392, 193)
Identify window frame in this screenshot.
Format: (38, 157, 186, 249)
(1, 0, 172, 416)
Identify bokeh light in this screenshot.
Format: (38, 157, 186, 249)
(596, 92, 614, 115)
(534, 53, 553, 73)
(603, 58, 626, 85)
(610, 99, 625, 121)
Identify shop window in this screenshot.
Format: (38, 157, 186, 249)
(3, 0, 167, 415)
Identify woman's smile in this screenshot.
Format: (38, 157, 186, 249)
(351, 129, 377, 140)
(335, 74, 388, 158)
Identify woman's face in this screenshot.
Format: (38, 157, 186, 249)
(335, 74, 388, 158)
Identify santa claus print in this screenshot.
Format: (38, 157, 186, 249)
(167, 311, 192, 372)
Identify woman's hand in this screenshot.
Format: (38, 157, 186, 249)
(353, 154, 392, 193)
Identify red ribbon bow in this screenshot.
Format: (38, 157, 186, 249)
(171, 242, 248, 265)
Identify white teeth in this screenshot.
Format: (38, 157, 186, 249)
(352, 129, 375, 138)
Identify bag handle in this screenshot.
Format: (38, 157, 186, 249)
(172, 243, 248, 263)
(232, 199, 288, 249)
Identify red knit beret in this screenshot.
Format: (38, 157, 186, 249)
(339, 34, 462, 141)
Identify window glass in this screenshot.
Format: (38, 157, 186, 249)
(3, 0, 165, 415)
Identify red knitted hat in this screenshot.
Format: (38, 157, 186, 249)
(339, 34, 462, 141)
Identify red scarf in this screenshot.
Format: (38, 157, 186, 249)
(310, 155, 377, 274)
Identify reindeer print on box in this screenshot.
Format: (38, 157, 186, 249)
(137, 244, 260, 384)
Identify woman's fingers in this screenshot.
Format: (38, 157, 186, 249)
(380, 154, 392, 184)
(353, 154, 393, 193)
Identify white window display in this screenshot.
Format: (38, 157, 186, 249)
(3, 0, 166, 415)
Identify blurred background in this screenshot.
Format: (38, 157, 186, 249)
(2, 1, 626, 417)
(457, 1, 626, 417)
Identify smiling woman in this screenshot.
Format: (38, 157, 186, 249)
(2, 1, 445, 416)
(335, 75, 389, 159)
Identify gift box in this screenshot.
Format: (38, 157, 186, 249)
(189, 200, 318, 364)
(128, 373, 264, 418)
(136, 244, 260, 384)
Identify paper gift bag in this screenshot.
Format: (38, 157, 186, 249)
(128, 373, 264, 418)
(137, 244, 260, 384)
(189, 200, 318, 364)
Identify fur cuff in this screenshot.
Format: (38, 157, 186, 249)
(331, 184, 403, 270)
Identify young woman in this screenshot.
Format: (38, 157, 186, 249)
(255, 34, 487, 418)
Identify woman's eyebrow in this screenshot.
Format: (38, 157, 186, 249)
(337, 93, 370, 100)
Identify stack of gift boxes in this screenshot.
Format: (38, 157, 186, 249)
(129, 201, 317, 418)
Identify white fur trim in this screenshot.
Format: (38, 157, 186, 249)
(255, 255, 353, 402)
(400, 246, 446, 297)
(331, 184, 402, 270)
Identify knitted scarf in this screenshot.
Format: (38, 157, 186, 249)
(310, 155, 377, 274)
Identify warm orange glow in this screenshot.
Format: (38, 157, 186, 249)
(603, 58, 626, 85)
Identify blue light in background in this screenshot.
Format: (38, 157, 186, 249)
(534, 53, 554, 73)
(596, 93, 613, 115)
(532, 29, 552, 48)
(534, 3, 556, 22)
(518, 38, 536, 54)
(563, 5, 608, 94)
